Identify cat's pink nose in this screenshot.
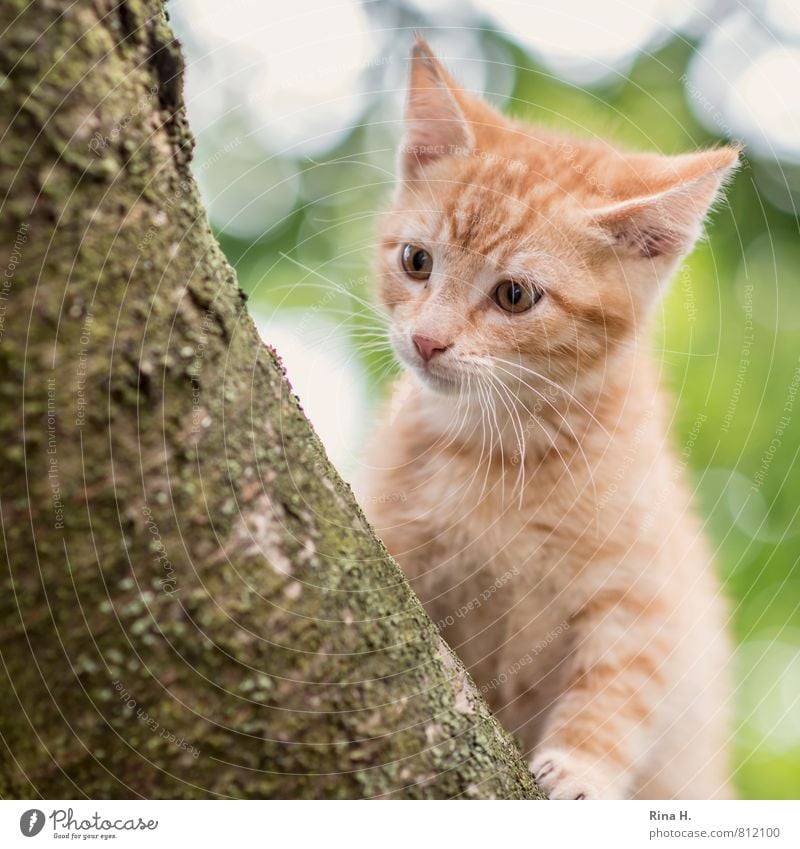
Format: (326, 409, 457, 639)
(412, 333, 450, 363)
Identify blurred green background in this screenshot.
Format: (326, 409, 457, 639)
(170, 0, 800, 798)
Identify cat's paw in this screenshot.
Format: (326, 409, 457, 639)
(529, 748, 617, 800)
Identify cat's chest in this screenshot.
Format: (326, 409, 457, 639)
(401, 447, 581, 697)
(409, 446, 573, 569)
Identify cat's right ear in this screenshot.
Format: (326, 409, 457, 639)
(399, 38, 473, 180)
(588, 147, 741, 261)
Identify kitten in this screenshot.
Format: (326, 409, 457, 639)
(361, 38, 738, 799)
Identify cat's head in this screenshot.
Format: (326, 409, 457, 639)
(376, 38, 739, 399)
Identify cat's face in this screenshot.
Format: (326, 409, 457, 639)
(376, 39, 738, 400)
(377, 158, 624, 395)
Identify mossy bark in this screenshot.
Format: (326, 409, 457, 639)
(0, 0, 542, 799)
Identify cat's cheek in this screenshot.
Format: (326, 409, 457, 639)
(388, 328, 428, 378)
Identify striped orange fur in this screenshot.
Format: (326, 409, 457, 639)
(361, 38, 739, 799)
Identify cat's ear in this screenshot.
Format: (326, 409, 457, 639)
(399, 37, 473, 179)
(590, 146, 740, 260)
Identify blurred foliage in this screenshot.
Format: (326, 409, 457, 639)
(191, 21, 799, 798)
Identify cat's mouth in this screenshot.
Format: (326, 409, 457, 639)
(406, 354, 469, 394)
(416, 363, 462, 393)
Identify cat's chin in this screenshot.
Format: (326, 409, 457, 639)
(412, 365, 463, 395)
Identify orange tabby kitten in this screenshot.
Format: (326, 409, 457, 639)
(361, 39, 738, 799)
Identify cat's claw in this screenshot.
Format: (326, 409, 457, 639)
(530, 749, 610, 800)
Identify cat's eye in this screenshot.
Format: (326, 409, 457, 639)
(493, 280, 541, 314)
(401, 244, 433, 280)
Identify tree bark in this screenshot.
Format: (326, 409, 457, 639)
(0, 0, 541, 799)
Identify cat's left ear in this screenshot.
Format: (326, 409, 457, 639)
(590, 146, 741, 260)
(399, 37, 474, 179)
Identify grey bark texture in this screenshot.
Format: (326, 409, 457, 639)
(0, 0, 542, 798)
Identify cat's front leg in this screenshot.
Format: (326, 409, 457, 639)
(529, 596, 662, 799)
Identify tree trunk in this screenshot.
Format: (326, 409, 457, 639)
(0, 0, 541, 799)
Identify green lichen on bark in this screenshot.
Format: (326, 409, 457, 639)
(0, 0, 542, 799)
